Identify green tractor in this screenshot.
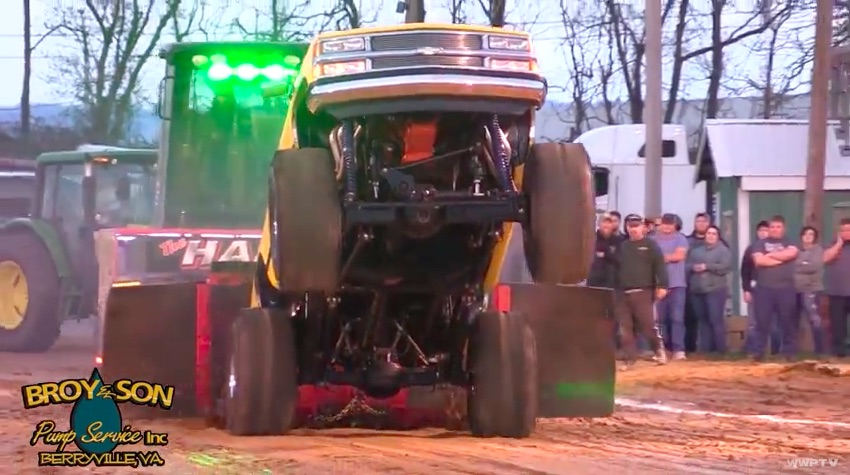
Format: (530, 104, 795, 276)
(0, 149, 157, 352)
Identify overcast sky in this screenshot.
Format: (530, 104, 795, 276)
(0, 0, 817, 107)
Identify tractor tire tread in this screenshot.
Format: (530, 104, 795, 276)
(0, 230, 61, 353)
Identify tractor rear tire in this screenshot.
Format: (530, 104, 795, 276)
(522, 142, 595, 285)
(0, 230, 61, 352)
(270, 148, 342, 294)
(468, 310, 538, 438)
(225, 308, 298, 435)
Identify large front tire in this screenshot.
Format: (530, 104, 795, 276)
(270, 148, 342, 294)
(0, 230, 61, 352)
(522, 142, 595, 285)
(225, 308, 298, 435)
(468, 310, 538, 438)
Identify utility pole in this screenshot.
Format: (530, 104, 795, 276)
(403, 0, 425, 23)
(644, 0, 663, 218)
(804, 0, 834, 230)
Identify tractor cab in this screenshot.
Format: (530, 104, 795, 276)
(155, 41, 308, 228)
(35, 149, 157, 233)
(0, 149, 156, 352)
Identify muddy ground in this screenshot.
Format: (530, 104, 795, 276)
(1, 321, 848, 474)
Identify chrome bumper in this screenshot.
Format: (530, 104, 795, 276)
(307, 73, 547, 114)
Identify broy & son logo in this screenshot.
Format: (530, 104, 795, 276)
(21, 368, 173, 468)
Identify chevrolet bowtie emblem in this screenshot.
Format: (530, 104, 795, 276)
(416, 47, 443, 55)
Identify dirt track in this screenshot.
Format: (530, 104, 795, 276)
(2, 322, 849, 474)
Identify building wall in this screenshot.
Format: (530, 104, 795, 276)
(748, 191, 850, 243)
(714, 184, 850, 316)
(715, 178, 740, 313)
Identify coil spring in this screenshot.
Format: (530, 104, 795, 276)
(487, 115, 515, 191)
(341, 121, 356, 199)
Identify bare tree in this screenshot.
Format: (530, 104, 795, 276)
(557, 1, 602, 138)
(742, 8, 810, 118)
(599, 0, 794, 124)
(834, 1, 850, 45)
(21, 0, 59, 143)
(235, 0, 375, 40)
(171, 0, 225, 42)
(600, 0, 690, 123)
(47, 0, 181, 143)
(476, 0, 507, 27)
(691, 1, 796, 118)
(447, 0, 468, 23)
(233, 0, 317, 41)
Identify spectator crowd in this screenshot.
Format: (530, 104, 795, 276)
(587, 210, 850, 370)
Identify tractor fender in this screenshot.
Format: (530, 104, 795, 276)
(0, 217, 71, 280)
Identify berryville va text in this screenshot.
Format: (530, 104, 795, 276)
(21, 370, 174, 468)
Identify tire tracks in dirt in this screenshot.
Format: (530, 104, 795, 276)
(2, 325, 849, 474)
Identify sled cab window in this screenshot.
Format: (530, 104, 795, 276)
(164, 46, 304, 228)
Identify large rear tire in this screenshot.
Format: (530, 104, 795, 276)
(270, 148, 342, 294)
(0, 230, 61, 352)
(225, 308, 298, 435)
(522, 142, 595, 285)
(468, 310, 538, 438)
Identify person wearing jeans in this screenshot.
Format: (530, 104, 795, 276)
(823, 218, 850, 357)
(687, 226, 732, 353)
(795, 226, 827, 356)
(741, 221, 769, 355)
(750, 215, 799, 361)
(652, 213, 690, 360)
(615, 214, 669, 369)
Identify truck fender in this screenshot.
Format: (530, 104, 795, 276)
(0, 217, 72, 280)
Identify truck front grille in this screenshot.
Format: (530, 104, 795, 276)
(370, 32, 483, 51)
(371, 55, 485, 69)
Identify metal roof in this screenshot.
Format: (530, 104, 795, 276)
(159, 42, 309, 59)
(36, 149, 157, 165)
(699, 119, 850, 178)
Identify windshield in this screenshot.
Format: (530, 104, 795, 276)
(43, 162, 156, 227)
(95, 163, 156, 226)
(165, 48, 302, 228)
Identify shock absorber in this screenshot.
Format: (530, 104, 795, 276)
(487, 114, 515, 191)
(341, 120, 357, 202)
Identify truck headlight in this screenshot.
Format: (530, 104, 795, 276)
(488, 35, 530, 51)
(321, 37, 366, 54)
(488, 59, 532, 72)
(319, 60, 367, 77)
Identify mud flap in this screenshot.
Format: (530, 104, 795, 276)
(100, 284, 198, 418)
(99, 280, 250, 419)
(503, 283, 615, 417)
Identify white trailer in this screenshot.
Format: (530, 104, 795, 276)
(573, 124, 707, 234)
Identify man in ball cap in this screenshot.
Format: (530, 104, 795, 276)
(614, 213, 669, 368)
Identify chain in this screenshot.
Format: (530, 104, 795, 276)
(311, 392, 386, 424)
